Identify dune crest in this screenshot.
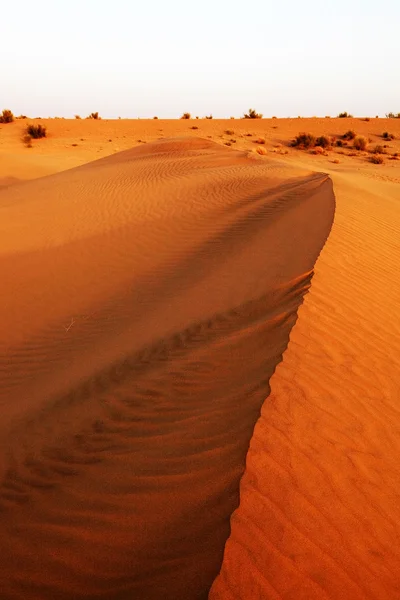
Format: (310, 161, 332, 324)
(0, 138, 334, 599)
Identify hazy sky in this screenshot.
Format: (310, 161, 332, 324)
(2, 0, 399, 118)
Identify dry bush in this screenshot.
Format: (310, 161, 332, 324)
(386, 112, 400, 118)
(382, 131, 395, 140)
(315, 135, 331, 149)
(362, 117, 370, 121)
(224, 129, 234, 135)
(26, 123, 47, 139)
(17, 114, 27, 119)
(87, 112, 100, 119)
(244, 108, 263, 119)
(338, 112, 353, 118)
(22, 134, 32, 148)
(353, 136, 367, 151)
(153, 116, 158, 119)
(75, 115, 81, 119)
(181, 112, 191, 119)
(371, 145, 386, 154)
(370, 155, 384, 164)
(0, 109, 14, 123)
(205, 115, 213, 119)
(190, 126, 199, 130)
(224, 141, 232, 146)
(342, 130, 356, 140)
(291, 132, 316, 149)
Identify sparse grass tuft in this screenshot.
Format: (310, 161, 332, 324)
(0, 109, 14, 123)
(244, 108, 263, 119)
(26, 123, 47, 139)
(353, 136, 367, 151)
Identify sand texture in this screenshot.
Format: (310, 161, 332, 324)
(1, 116, 399, 599)
(0, 137, 334, 599)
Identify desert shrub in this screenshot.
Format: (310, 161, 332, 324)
(224, 141, 232, 146)
(75, 115, 81, 119)
(362, 117, 370, 121)
(190, 126, 199, 130)
(22, 134, 32, 147)
(315, 135, 331, 149)
(0, 109, 14, 123)
(291, 132, 316, 149)
(353, 136, 367, 151)
(205, 114, 213, 119)
(244, 108, 263, 119)
(230, 116, 235, 119)
(26, 123, 47, 139)
(371, 145, 385, 154)
(382, 131, 395, 140)
(386, 112, 400, 119)
(17, 114, 27, 119)
(310, 146, 326, 155)
(181, 112, 191, 119)
(341, 130, 356, 140)
(153, 116, 158, 119)
(87, 112, 100, 119)
(335, 139, 344, 147)
(338, 112, 353, 118)
(370, 155, 384, 164)
(225, 129, 234, 135)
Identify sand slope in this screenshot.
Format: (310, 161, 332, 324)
(210, 159, 400, 598)
(0, 138, 334, 599)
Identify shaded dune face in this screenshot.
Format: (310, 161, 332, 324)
(0, 138, 335, 600)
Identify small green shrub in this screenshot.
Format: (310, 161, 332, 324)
(353, 136, 367, 151)
(0, 109, 14, 123)
(26, 123, 47, 139)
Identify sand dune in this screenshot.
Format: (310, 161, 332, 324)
(0, 138, 334, 599)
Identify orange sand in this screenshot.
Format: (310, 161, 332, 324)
(1, 117, 400, 599)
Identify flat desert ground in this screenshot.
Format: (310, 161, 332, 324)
(0, 117, 399, 599)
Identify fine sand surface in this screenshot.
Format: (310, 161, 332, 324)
(1, 117, 400, 599)
(0, 137, 334, 599)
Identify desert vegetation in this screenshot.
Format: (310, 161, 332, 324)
(0, 109, 14, 123)
(181, 112, 191, 119)
(353, 136, 367, 151)
(382, 131, 395, 140)
(341, 130, 356, 141)
(26, 123, 47, 139)
(386, 112, 400, 119)
(369, 154, 384, 164)
(243, 108, 263, 119)
(291, 133, 317, 149)
(338, 112, 353, 118)
(87, 112, 100, 120)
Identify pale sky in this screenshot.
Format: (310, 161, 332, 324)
(2, 0, 399, 118)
